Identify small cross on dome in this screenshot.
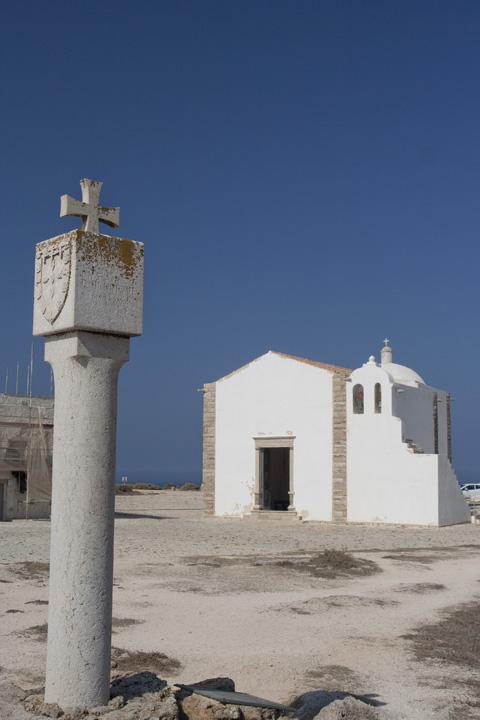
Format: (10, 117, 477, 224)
(383, 338, 390, 347)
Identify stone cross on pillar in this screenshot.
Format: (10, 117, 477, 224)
(60, 178, 120, 234)
(34, 181, 144, 709)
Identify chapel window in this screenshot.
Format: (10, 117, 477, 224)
(353, 384, 364, 414)
(374, 383, 382, 414)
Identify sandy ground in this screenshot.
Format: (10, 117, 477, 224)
(1, 490, 480, 719)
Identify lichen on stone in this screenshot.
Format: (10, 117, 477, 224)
(75, 230, 142, 280)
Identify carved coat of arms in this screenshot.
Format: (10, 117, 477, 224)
(35, 239, 72, 324)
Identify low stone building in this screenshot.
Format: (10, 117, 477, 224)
(202, 341, 469, 527)
(0, 394, 54, 520)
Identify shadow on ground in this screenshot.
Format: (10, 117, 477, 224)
(115, 512, 168, 520)
(110, 671, 167, 700)
(291, 689, 386, 719)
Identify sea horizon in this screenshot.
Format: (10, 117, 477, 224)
(116, 467, 474, 489)
(115, 469, 201, 487)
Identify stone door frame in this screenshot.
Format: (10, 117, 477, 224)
(253, 436, 295, 511)
(0, 478, 8, 521)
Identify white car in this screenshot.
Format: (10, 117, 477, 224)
(460, 483, 480, 500)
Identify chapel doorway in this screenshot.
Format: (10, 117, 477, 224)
(262, 447, 290, 511)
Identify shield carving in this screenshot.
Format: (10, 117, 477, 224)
(35, 239, 72, 324)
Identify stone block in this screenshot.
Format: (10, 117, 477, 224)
(202, 383, 216, 515)
(332, 374, 347, 522)
(313, 695, 379, 719)
(33, 230, 143, 338)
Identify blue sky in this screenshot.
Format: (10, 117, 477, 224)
(1, 1, 479, 483)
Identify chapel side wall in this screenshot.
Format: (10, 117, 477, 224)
(202, 383, 216, 515)
(214, 353, 334, 521)
(436, 391, 449, 457)
(437, 454, 470, 526)
(392, 385, 436, 453)
(347, 366, 440, 526)
(347, 412, 440, 525)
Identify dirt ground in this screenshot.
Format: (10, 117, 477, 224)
(1, 490, 480, 719)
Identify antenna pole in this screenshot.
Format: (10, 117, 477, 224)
(29, 343, 34, 401)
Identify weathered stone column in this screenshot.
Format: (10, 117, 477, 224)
(33, 180, 143, 709)
(43, 332, 128, 707)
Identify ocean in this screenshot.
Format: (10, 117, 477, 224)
(115, 469, 201, 487)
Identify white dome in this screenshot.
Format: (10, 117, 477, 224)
(382, 362, 425, 385)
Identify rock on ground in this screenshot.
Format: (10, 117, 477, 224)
(177, 677, 279, 720)
(313, 696, 380, 720)
(23, 694, 64, 718)
(21, 676, 281, 720)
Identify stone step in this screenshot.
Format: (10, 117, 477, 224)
(404, 438, 424, 454)
(248, 510, 300, 521)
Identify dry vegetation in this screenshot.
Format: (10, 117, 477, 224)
(404, 600, 480, 669)
(8, 563, 49, 581)
(382, 553, 438, 564)
(18, 624, 48, 642)
(186, 550, 380, 580)
(115, 484, 139, 494)
(111, 647, 182, 675)
(272, 550, 380, 579)
(403, 600, 480, 718)
(394, 582, 446, 594)
(306, 664, 360, 689)
(112, 617, 144, 630)
(115, 482, 200, 494)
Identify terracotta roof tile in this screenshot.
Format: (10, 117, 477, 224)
(272, 352, 352, 375)
(213, 351, 351, 383)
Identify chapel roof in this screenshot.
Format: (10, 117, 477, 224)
(377, 339, 425, 385)
(273, 352, 352, 375)
(213, 350, 351, 383)
(381, 362, 425, 385)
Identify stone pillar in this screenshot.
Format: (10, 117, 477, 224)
(202, 383, 216, 515)
(44, 332, 129, 707)
(34, 222, 143, 709)
(331, 372, 348, 523)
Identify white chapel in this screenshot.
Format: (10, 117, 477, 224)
(202, 341, 469, 526)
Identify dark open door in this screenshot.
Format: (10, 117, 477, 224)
(262, 448, 290, 510)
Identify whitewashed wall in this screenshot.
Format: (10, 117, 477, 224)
(347, 361, 468, 526)
(348, 409, 440, 525)
(392, 384, 450, 456)
(215, 352, 334, 520)
(438, 454, 470, 525)
(393, 385, 435, 453)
